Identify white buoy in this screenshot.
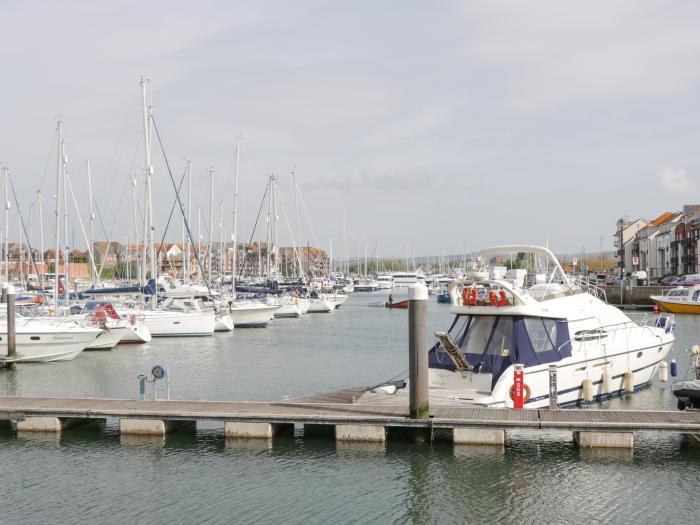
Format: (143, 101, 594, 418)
(582, 379, 593, 402)
(602, 369, 612, 394)
(658, 361, 669, 382)
(623, 371, 634, 393)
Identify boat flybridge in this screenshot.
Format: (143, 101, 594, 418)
(364, 245, 675, 408)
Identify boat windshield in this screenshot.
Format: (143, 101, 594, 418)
(429, 314, 572, 386)
(668, 289, 689, 297)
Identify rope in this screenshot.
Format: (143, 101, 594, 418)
(150, 113, 216, 304)
(9, 178, 48, 301)
(237, 183, 269, 280)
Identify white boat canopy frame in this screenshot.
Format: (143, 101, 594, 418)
(479, 245, 571, 286)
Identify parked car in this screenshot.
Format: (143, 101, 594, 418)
(671, 274, 700, 286)
(606, 276, 621, 286)
(660, 274, 679, 285)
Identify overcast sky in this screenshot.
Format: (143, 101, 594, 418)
(2, 1, 700, 258)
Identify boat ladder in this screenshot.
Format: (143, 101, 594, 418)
(434, 331, 473, 374)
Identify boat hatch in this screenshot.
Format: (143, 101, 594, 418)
(429, 314, 572, 387)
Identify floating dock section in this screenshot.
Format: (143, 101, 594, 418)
(1, 388, 699, 450)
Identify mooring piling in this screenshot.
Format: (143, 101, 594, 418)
(408, 283, 429, 420)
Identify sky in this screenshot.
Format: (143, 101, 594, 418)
(2, 0, 700, 259)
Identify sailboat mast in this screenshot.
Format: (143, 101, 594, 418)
(38, 191, 44, 281)
(208, 166, 214, 286)
(54, 120, 63, 312)
(130, 174, 141, 284)
(185, 160, 192, 282)
(231, 137, 240, 294)
(266, 175, 272, 279)
(140, 77, 156, 307)
(3, 166, 9, 283)
(219, 200, 224, 280)
(62, 136, 69, 299)
(197, 205, 201, 278)
(292, 168, 301, 278)
(86, 159, 95, 288)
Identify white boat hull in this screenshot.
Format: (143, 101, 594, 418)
(118, 322, 152, 344)
(274, 303, 302, 318)
(86, 327, 124, 350)
(215, 314, 234, 332)
(0, 320, 101, 362)
(428, 327, 674, 408)
(230, 303, 278, 327)
(119, 310, 216, 337)
(307, 299, 334, 313)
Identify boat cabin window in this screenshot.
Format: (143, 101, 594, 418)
(574, 329, 608, 342)
(524, 318, 557, 353)
(429, 314, 572, 387)
(668, 289, 689, 297)
(485, 317, 513, 357)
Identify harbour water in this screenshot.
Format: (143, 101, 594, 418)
(1, 294, 699, 523)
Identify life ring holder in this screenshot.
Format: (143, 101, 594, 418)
(509, 383, 531, 403)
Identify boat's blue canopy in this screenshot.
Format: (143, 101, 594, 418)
(429, 314, 572, 387)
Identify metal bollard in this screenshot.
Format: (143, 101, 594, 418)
(408, 283, 429, 419)
(548, 364, 558, 409)
(138, 375, 146, 400)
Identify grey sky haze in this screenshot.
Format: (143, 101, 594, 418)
(2, 1, 700, 258)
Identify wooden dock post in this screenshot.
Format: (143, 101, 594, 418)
(6, 284, 16, 370)
(409, 283, 429, 420)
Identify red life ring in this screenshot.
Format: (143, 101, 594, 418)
(509, 383, 531, 403)
(489, 290, 508, 307)
(461, 288, 478, 305)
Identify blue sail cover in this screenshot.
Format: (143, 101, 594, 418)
(429, 315, 572, 387)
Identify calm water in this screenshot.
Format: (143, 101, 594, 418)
(1, 294, 699, 524)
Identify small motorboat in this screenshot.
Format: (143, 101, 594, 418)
(673, 345, 700, 410)
(436, 292, 451, 303)
(385, 299, 409, 309)
(650, 285, 700, 313)
(672, 380, 700, 410)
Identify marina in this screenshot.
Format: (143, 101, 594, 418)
(4, 2, 700, 523)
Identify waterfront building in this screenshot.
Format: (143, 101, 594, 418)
(614, 216, 648, 275)
(637, 212, 677, 278)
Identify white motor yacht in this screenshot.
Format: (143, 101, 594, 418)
(376, 274, 393, 290)
(365, 245, 675, 409)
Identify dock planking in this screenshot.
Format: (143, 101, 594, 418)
(0, 393, 699, 433)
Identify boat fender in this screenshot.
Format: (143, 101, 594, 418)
(509, 383, 530, 403)
(371, 384, 398, 395)
(670, 359, 677, 377)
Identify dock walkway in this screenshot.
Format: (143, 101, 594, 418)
(1, 390, 699, 448)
